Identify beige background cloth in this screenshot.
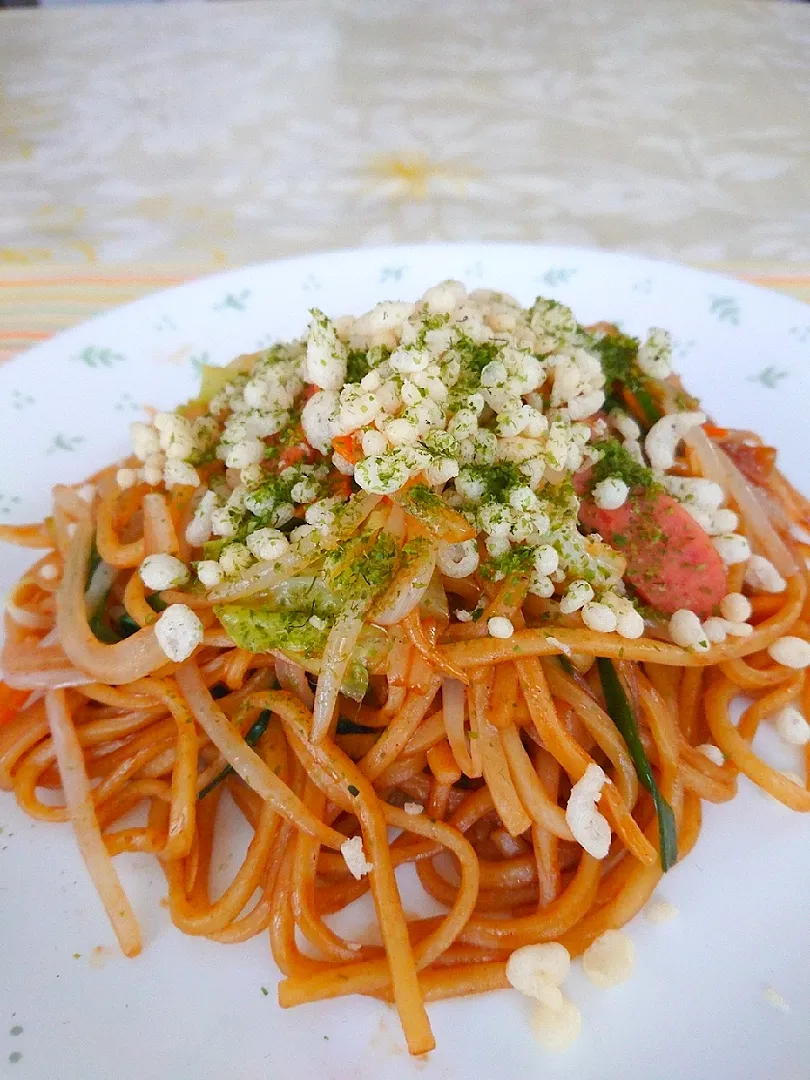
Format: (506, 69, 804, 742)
(1, 0, 809, 268)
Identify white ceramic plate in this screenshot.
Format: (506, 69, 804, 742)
(1, 244, 809, 1080)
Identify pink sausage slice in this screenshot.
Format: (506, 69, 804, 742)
(579, 491, 728, 617)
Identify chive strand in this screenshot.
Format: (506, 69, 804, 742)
(597, 657, 678, 871)
(198, 710, 272, 801)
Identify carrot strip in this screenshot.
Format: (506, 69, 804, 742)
(331, 434, 361, 465)
(402, 609, 469, 684)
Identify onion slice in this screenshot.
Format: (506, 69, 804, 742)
(142, 492, 179, 556)
(685, 426, 797, 577)
(275, 655, 314, 709)
(371, 543, 437, 627)
(1, 617, 93, 689)
(174, 662, 345, 850)
(392, 485, 475, 543)
(311, 607, 366, 742)
(84, 560, 116, 616)
(205, 546, 316, 605)
(56, 513, 168, 684)
(6, 583, 52, 631)
(443, 676, 479, 779)
(45, 689, 142, 957)
(2, 663, 94, 690)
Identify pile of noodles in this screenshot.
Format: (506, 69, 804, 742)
(1, 403, 809, 1056)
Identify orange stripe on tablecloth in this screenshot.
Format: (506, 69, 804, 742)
(742, 276, 810, 285)
(0, 275, 188, 288)
(0, 330, 52, 340)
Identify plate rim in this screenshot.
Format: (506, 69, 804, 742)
(1, 241, 809, 1080)
(3, 241, 809, 374)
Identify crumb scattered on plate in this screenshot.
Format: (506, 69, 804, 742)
(763, 987, 790, 1012)
(644, 896, 679, 924)
(530, 996, 582, 1051)
(582, 930, 635, 988)
(89, 945, 112, 969)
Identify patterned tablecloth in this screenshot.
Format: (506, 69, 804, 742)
(0, 0, 808, 359)
(1, 0, 809, 270)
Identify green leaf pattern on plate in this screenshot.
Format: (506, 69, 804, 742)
(10, 390, 34, 410)
(709, 294, 741, 325)
(748, 365, 788, 389)
(379, 265, 405, 283)
(71, 346, 127, 368)
(538, 267, 577, 287)
(113, 393, 140, 412)
(214, 289, 251, 312)
(46, 433, 86, 454)
(673, 337, 697, 359)
(0, 493, 21, 516)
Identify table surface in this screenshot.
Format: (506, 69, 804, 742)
(2, 0, 810, 269)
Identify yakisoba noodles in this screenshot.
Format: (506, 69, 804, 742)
(2, 281, 810, 1055)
